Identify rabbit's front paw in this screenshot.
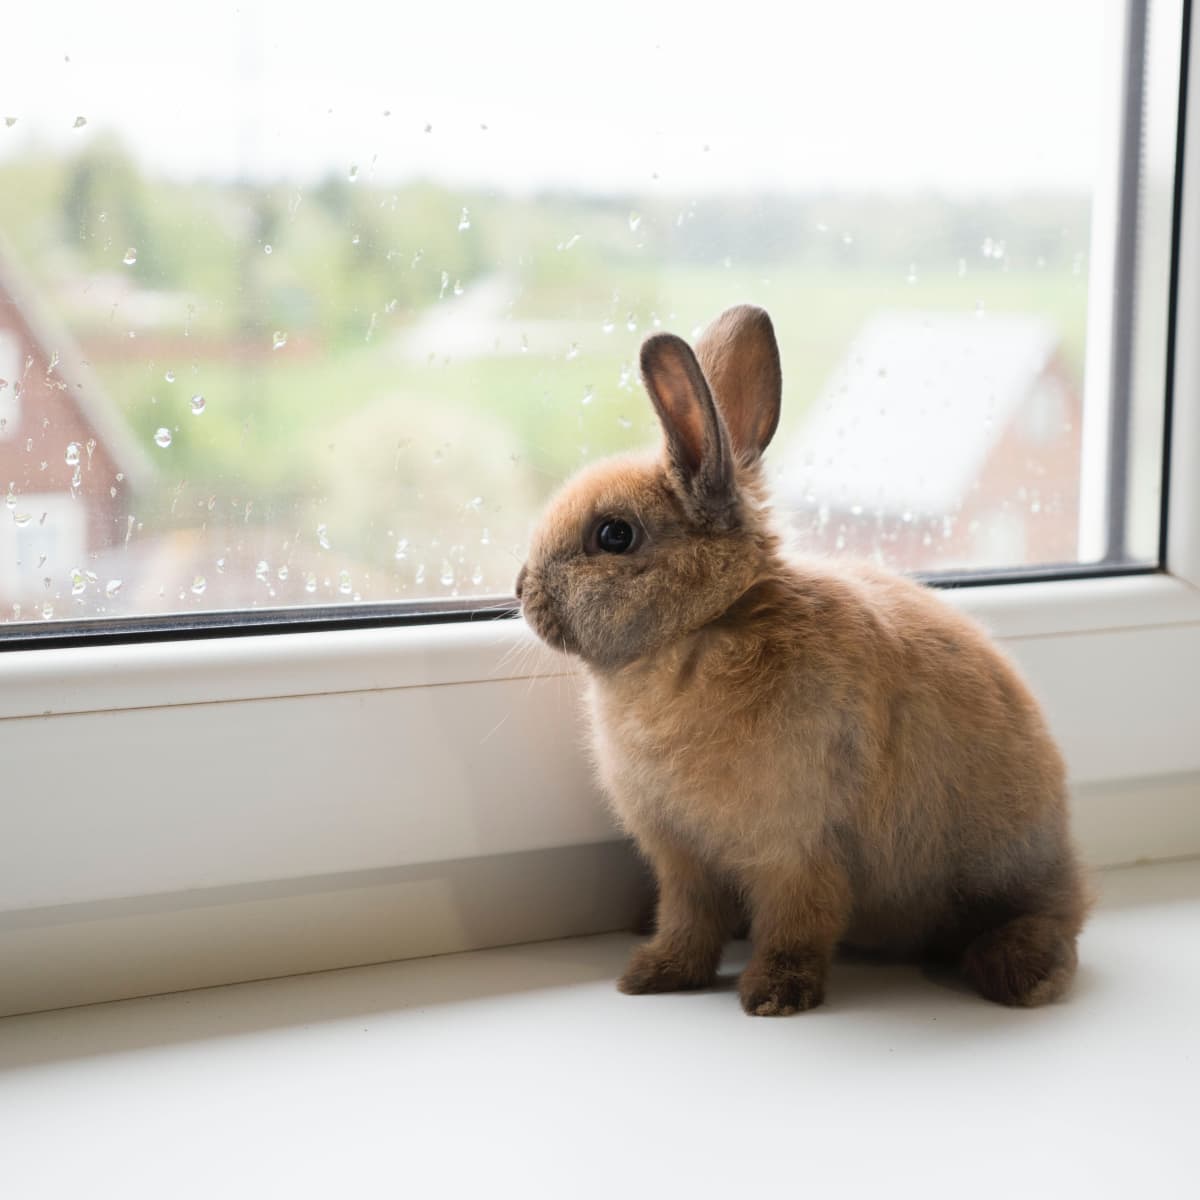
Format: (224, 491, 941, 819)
(618, 942, 717, 994)
(739, 950, 826, 1016)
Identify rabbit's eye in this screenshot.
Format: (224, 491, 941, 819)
(593, 518, 636, 555)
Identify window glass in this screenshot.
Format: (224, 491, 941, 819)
(0, 0, 1181, 626)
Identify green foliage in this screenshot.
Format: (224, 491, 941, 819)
(0, 142, 1091, 582)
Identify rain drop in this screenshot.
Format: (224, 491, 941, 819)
(264, 244, 273, 255)
(277, 565, 289, 581)
(415, 563, 426, 585)
(458, 207, 471, 232)
(190, 394, 206, 415)
(154, 427, 172, 449)
(338, 570, 353, 595)
(348, 164, 359, 182)
(602, 318, 615, 334)
(394, 537, 409, 560)
(470, 565, 484, 586)
(617, 415, 632, 429)
(317, 523, 331, 550)
(582, 385, 594, 406)
(122, 247, 137, 266)
(256, 560, 270, 582)
(628, 212, 642, 232)
(272, 331, 288, 350)
(165, 369, 175, 383)
(65, 442, 81, 466)
(304, 573, 317, 594)
(105, 579, 122, 598)
(566, 342, 579, 361)
(3, 117, 15, 128)
(191, 576, 207, 595)
(13, 512, 32, 527)
(71, 570, 86, 596)
(439, 561, 454, 587)
(41, 602, 54, 619)
(73, 116, 87, 128)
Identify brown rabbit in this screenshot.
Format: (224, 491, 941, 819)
(517, 304, 1088, 1016)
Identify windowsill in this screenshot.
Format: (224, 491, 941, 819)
(2, 856, 1197, 1198)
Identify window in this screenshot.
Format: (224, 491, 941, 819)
(0, 0, 1187, 635)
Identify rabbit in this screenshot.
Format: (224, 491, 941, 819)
(516, 304, 1089, 1016)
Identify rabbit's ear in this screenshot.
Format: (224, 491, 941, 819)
(694, 305, 782, 465)
(640, 332, 735, 510)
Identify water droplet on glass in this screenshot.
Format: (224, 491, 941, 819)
(348, 164, 359, 182)
(520, 333, 529, 354)
(65, 442, 81, 466)
(71, 569, 86, 596)
(277, 565, 289, 581)
(154, 427, 172, 449)
(415, 562, 426, 585)
(73, 116, 87, 129)
(122, 247, 137, 266)
(4, 117, 15, 128)
(191, 576, 207, 595)
(317, 523, 331, 550)
(439, 561, 454, 587)
(165, 369, 175, 383)
(13, 512, 32, 527)
(41, 602, 54, 619)
(256, 560, 270, 582)
(625, 314, 637, 333)
(601, 318, 615, 334)
(617, 415, 632, 429)
(350, 232, 360, 246)
(566, 342, 579, 361)
(338, 570, 352, 595)
(394, 537, 409, 560)
(480, 527, 490, 546)
(216, 557, 226, 573)
(264, 243, 273, 255)
(105, 579, 122, 598)
(470, 565, 484, 586)
(582, 385, 594, 406)
(303, 573, 317, 594)
(272, 331, 288, 351)
(628, 212, 642, 232)
(188, 393, 206, 416)
(458, 207, 471, 232)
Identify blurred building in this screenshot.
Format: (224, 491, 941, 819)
(0, 244, 151, 611)
(777, 312, 1082, 572)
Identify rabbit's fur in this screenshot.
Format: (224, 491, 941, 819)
(518, 305, 1088, 1015)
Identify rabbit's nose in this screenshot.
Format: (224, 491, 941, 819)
(515, 565, 528, 600)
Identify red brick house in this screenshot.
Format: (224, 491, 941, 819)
(0, 243, 151, 614)
(778, 312, 1082, 573)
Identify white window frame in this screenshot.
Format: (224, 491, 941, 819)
(1, 7, 1198, 1016)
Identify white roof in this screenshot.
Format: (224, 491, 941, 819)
(776, 311, 1060, 516)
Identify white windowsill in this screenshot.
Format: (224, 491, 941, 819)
(1, 856, 1196, 1200)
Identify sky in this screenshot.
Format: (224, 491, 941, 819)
(0, 0, 1121, 195)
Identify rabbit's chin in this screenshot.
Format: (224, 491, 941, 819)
(520, 600, 582, 661)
